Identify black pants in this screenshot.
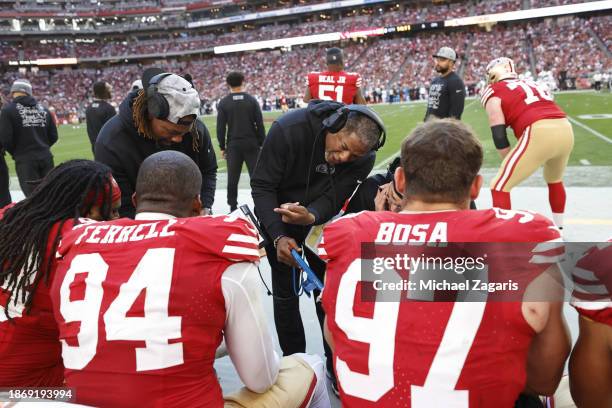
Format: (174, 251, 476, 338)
(266, 241, 333, 370)
(15, 156, 54, 197)
(0, 154, 11, 207)
(226, 143, 259, 211)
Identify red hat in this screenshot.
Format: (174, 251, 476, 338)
(85, 174, 121, 208)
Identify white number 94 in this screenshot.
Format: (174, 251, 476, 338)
(59, 249, 183, 371)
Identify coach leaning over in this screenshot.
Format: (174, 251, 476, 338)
(95, 68, 217, 218)
(251, 99, 384, 387)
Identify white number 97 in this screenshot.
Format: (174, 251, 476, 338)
(333, 259, 486, 406)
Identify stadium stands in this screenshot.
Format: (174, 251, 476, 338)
(530, 17, 609, 82)
(463, 25, 531, 87)
(396, 31, 468, 93)
(2, 0, 607, 61)
(472, 0, 522, 15)
(1, 0, 610, 121)
(591, 15, 611, 51)
(5, 0, 330, 14)
(530, 0, 587, 6)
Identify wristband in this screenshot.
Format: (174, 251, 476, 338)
(273, 235, 286, 249)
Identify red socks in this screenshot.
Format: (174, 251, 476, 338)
(548, 182, 566, 228)
(548, 182, 566, 214)
(491, 184, 566, 228)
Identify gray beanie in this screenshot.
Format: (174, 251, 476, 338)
(10, 79, 33, 96)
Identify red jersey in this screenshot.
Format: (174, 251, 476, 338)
(570, 241, 612, 327)
(481, 79, 566, 137)
(307, 70, 362, 104)
(50, 214, 260, 408)
(0, 214, 74, 387)
(320, 208, 562, 408)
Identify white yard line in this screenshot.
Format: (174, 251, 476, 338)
(568, 116, 612, 144)
(374, 150, 400, 170)
(464, 99, 479, 110)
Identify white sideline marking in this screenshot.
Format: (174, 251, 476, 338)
(374, 150, 400, 170)
(568, 116, 612, 144)
(464, 99, 479, 110)
(580, 159, 591, 166)
(577, 114, 612, 120)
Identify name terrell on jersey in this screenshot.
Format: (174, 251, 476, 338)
(73, 219, 177, 245)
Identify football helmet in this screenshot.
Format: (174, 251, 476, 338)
(486, 57, 518, 84)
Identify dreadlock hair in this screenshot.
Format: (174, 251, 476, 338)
(0, 160, 116, 320)
(132, 89, 200, 152)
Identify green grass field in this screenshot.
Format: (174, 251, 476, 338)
(6, 91, 611, 177)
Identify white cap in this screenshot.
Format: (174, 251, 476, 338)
(157, 74, 200, 124)
(131, 79, 142, 91)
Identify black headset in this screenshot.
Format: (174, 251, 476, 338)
(146, 72, 173, 120)
(321, 104, 386, 150)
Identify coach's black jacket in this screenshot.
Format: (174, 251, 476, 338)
(95, 91, 217, 218)
(0, 95, 57, 162)
(251, 100, 376, 243)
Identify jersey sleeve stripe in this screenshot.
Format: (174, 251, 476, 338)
(480, 88, 494, 106)
(227, 234, 260, 245)
(529, 254, 563, 264)
(572, 266, 599, 281)
(571, 299, 612, 310)
(573, 282, 609, 296)
(318, 247, 327, 256)
(222, 245, 261, 257)
(480, 88, 492, 101)
(480, 89, 495, 106)
(531, 238, 564, 253)
(480, 92, 493, 107)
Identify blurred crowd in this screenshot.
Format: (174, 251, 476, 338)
(3, 0, 596, 59)
(1, 14, 610, 121)
(463, 25, 530, 86)
(8, 0, 330, 13)
(531, 18, 609, 84)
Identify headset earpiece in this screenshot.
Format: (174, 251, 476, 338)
(146, 73, 172, 120)
(321, 104, 386, 150)
(321, 106, 349, 134)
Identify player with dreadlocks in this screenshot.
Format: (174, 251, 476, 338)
(94, 68, 217, 218)
(0, 159, 121, 387)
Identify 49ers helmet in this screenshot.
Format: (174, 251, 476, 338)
(486, 57, 518, 84)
